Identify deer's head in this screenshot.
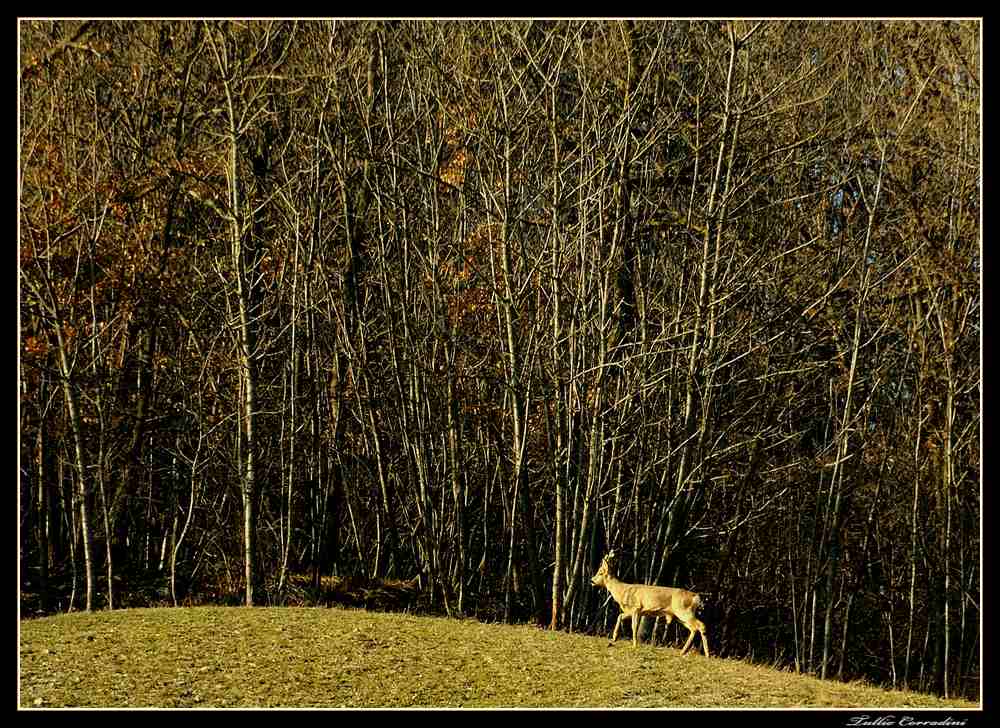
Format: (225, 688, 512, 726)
(591, 550, 618, 587)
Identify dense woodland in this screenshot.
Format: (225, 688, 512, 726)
(19, 20, 980, 700)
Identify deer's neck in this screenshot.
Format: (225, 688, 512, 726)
(604, 574, 632, 602)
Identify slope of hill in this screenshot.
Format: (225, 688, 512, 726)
(18, 606, 980, 709)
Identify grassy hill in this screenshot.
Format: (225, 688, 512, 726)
(18, 606, 980, 709)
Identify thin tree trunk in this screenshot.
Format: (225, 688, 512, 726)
(942, 389, 953, 699)
(886, 610, 898, 688)
(171, 432, 201, 607)
(494, 110, 545, 624)
(64, 456, 78, 612)
(904, 403, 923, 689)
(35, 396, 51, 613)
(207, 25, 261, 606)
(97, 446, 113, 610)
(446, 360, 466, 615)
(820, 136, 885, 681)
(277, 235, 302, 596)
(789, 545, 801, 673)
(55, 330, 95, 612)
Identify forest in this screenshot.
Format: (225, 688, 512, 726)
(18, 19, 980, 701)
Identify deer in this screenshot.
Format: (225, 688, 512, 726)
(590, 550, 710, 657)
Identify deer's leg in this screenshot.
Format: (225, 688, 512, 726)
(631, 609, 641, 648)
(680, 629, 696, 655)
(679, 620, 697, 655)
(610, 614, 624, 645)
(697, 619, 710, 658)
(679, 617, 708, 657)
(658, 614, 673, 647)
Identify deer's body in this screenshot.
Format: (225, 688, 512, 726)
(591, 552, 710, 657)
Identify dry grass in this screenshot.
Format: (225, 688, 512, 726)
(18, 606, 981, 709)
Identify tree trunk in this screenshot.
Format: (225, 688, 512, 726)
(52, 322, 95, 612)
(35, 411, 51, 613)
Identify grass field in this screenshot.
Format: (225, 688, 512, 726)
(18, 606, 981, 709)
